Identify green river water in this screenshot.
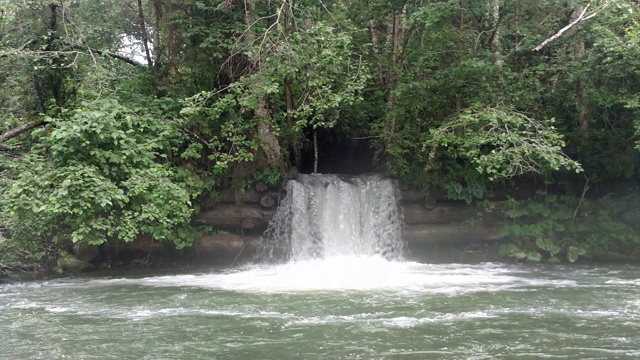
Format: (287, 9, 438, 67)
(1, 257, 640, 359)
(2, 175, 639, 359)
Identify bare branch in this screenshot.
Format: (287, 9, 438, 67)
(4, 47, 143, 67)
(99, 50, 144, 66)
(533, 3, 605, 52)
(572, 176, 590, 222)
(137, 0, 154, 68)
(181, 128, 211, 149)
(0, 119, 46, 143)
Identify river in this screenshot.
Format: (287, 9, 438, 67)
(2, 174, 639, 359)
(1, 258, 640, 359)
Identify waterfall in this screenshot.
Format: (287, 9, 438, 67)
(259, 174, 405, 262)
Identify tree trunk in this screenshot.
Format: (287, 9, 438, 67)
(162, 2, 182, 85)
(491, 0, 503, 68)
(313, 130, 318, 173)
(284, 75, 293, 129)
(284, 74, 300, 167)
(256, 98, 282, 167)
(150, 0, 163, 78)
(574, 5, 590, 144)
(385, 13, 398, 95)
(136, 0, 153, 68)
(369, 18, 385, 86)
(384, 7, 406, 149)
(245, 0, 285, 173)
(576, 78, 590, 144)
(47, 3, 62, 107)
(0, 120, 46, 143)
(532, 3, 600, 52)
(32, 77, 45, 113)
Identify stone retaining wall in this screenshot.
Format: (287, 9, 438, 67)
(193, 187, 504, 259)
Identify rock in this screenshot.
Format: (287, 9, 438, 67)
(424, 194, 437, 210)
(240, 217, 259, 229)
(255, 182, 268, 192)
(216, 189, 262, 204)
(128, 236, 168, 253)
(197, 205, 273, 229)
(103, 236, 168, 261)
(200, 194, 216, 209)
(129, 258, 150, 267)
(59, 255, 94, 272)
(241, 189, 263, 203)
(591, 252, 640, 264)
(286, 166, 298, 180)
(400, 189, 425, 203)
(196, 234, 260, 256)
(260, 195, 276, 208)
(403, 223, 501, 245)
(73, 243, 99, 262)
(402, 203, 478, 224)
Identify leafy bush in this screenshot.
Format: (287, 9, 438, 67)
(497, 191, 640, 262)
(0, 98, 201, 268)
(423, 106, 583, 202)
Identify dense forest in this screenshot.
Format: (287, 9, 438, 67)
(1, 0, 639, 270)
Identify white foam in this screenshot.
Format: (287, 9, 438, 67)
(75, 256, 574, 295)
(605, 279, 640, 286)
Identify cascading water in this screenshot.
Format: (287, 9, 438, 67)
(258, 173, 405, 262)
(5, 177, 635, 359)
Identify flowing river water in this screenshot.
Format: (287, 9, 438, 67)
(2, 261, 640, 359)
(1, 175, 639, 359)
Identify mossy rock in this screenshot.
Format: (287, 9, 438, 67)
(59, 255, 94, 272)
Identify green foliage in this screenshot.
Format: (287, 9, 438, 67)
(498, 243, 526, 260)
(498, 191, 640, 263)
(427, 106, 582, 180)
(567, 246, 587, 263)
(0, 98, 201, 268)
(371, 0, 640, 197)
(0, 224, 59, 272)
(624, 21, 640, 152)
(279, 23, 370, 132)
(2, 0, 640, 269)
(418, 106, 583, 202)
(180, 21, 369, 175)
(180, 90, 260, 175)
(251, 165, 282, 187)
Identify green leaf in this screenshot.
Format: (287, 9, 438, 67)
(567, 246, 587, 263)
(548, 256, 561, 263)
(526, 251, 542, 262)
(514, 251, 527, 260)
(536, 238, 561, 256)
(499, 243, 519, 257)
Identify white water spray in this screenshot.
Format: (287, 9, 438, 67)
(259, 174, 405, 262)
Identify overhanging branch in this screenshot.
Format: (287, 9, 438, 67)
(0, 119, 46, 143)
(70, 45, 143, 67)
(2, 46, 144, 67)
(533, 3, 605, 52)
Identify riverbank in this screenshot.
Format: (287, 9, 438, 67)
(2, 178, 639, 278)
